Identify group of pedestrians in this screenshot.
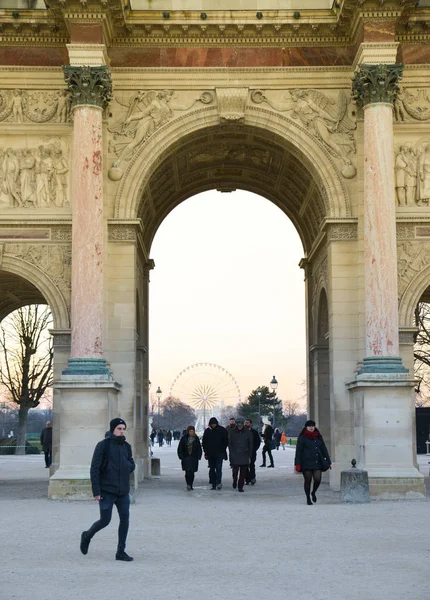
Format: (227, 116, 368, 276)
(150, 428, 173, 447)
(79, 415, 331, 563)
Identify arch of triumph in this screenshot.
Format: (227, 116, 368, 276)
(1, 0, 430, 499)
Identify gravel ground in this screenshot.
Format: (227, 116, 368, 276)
(1, 444, 429, 600)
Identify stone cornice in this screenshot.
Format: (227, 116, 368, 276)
(0, 1, 428, 48)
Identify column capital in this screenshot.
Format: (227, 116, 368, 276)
(352, 63, 404, 110)
(63, 65, 112, 110)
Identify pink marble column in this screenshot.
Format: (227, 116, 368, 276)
(70, 105, 104, 359)
(363, 103, 399, 358)
(62, 65, 112, 374)
(353, 63, 407, 373)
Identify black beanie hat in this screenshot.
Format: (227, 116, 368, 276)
(304, 419, 316, 428)
(110, 418, 126, 433)
(208, 417, 218, 426)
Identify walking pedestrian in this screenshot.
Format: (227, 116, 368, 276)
(229, 418, 253, 492)
(80, 418, 135, 561)
(166, 430, 172, 446)
(202, 417, 228, 490)
(157, 429, 164, 447)
(274, 428, 282, 450)
(177, 426, 202, 490)
(280, 431, 287, 450)
(40, 421, 52, 468)
(260, 423, 275, 468)
(244, 418, 261, 485)
(225, 416, 236, 438)
(294, 419, 331, 505)
(150, 429, 156, 446)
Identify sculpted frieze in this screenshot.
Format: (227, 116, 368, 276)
(4, 243, 71, 294)
(394, 88, 430, 122)
(395, 140, 430, 207)
(251, 89, 357, 179)
(0, 89, 71, 124)
(0, 138, 70, 209)
(187, 144, 273, 172)
(107, 90, 213, 179)
(397, 241, 430, 297)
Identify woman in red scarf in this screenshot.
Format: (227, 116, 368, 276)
(294, 420, 331, 505)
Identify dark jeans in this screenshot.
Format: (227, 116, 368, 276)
(232, 464, 247, 490)
(86, 492, 130, 553)
(185, 470, 195, 486)
(208, 457, 223, 485)
(245, 453, 256, 483)
(262, 443, 274, 466)
(44, 449, 52, 468)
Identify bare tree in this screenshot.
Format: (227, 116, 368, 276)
(414, 302, 430, 406)
(0, 305, 53, 454)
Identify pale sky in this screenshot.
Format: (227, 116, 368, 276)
(149, 190, 306, 411)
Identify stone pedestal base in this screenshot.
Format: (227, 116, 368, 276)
(347, 372, 425, 500)
(48, 372, 121, 500)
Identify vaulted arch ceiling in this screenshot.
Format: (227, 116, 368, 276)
(0, 271, 46, 323)
(137, 124, 330, 254)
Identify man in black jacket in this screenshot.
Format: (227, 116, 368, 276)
(80, 418, 135, 562)
(244, 418, 261, 485)
(40, 421, 52, 468)
(202, 417, 228, 490)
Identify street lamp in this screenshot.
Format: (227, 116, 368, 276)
(257, 388, 262, 432)
(156, 386, 162, 428)
(270, 376, 278, 428)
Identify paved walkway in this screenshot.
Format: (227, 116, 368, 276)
(1, 443, 429, 600)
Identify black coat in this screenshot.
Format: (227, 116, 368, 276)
(90, 433, 135, 497)
(248, 427, 261, 456)
(294, 431, 331, 472)
(263, 425, 274, 443)
(40, 427, 52, 452)
(229, 427, 253, 466)
(177, 434, 202, 472)
(202, 425, 229, 459)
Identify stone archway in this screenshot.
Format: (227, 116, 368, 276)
(110, 107, 354, 486)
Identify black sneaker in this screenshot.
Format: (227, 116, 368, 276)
(232, 482, 237, 489)
(216, 483, 222, 490)
(186, 485, 192, 491)
(116, 551, 134, 562)
(211, 485, 216, 490)
(80, 531, 90, 555)
(238, 488, 244, 492)
(250, 479, 256, 485)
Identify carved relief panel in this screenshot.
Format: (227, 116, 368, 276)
(250, 88, 357, 179)
(397, 240, 430, 298)
(395, 139, 430, 207)
(0, 89, 71, 123)
(0, 137, 70, 210)
(394, 89, 430, 123)
(107, 89, 214, 180)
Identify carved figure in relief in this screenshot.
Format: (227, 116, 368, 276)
(35, 146, 54, 208)
(404, 144, 417, 206)
(12, 89, 24, 123)
(52, 148, 69, 207)
(19, 148, 36, 207)
(394, 88, 430, 122)
(393, 90, 406, 122)
(2, 149, 22, 207)
(418, 144, 430, 205)
(251, 88, 356, 177)
(289, 89, 356, 159)
(108, 90, 213, 173)
(395, 145, 408, 207)
(55, 91, 70, 123)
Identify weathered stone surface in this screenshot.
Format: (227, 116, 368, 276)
(341, 462, 371, 504)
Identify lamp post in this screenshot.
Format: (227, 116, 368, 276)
(1, 402, 6, 438)
(257, 388, 262, 432)
(270, 376, 278, 428)
(156, 386, 162, 428)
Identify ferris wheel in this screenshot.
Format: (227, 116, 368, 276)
(170, 362, 241, 430)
